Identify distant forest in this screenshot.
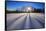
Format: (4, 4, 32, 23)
(6, 8, 45, 13)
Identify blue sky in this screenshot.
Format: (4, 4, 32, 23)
(6, 1, 45, 11)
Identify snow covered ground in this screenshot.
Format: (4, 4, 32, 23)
(6, 13, 45, 30)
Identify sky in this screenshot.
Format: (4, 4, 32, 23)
(6, 1, 45, 11)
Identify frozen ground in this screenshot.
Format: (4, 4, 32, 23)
(6, 13, 45, 30)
